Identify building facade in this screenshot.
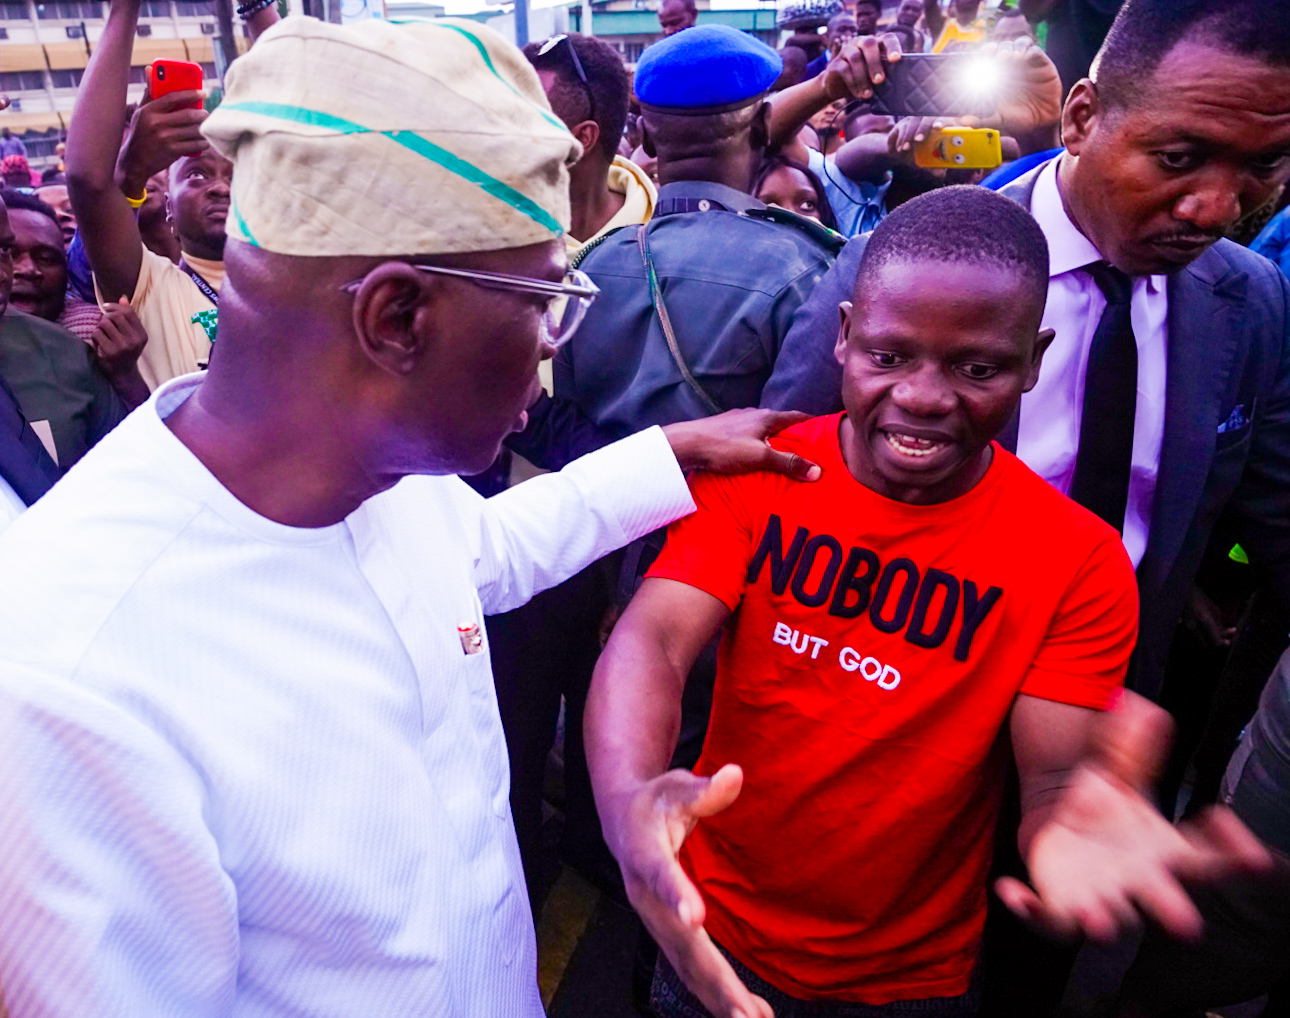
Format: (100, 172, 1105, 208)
(0, 0, 241, 169)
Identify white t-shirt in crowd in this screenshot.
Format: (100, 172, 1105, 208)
(0, 373, 694, 1017)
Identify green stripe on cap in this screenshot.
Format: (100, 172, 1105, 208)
(219, 101, 563, 235)
(387, 18, 569, 135)
(228, 183, 259, 247)
(383, 129, 562, 234)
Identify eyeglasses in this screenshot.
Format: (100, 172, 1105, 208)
(537, 34, 596, 125)
(340, 263, 601, 350)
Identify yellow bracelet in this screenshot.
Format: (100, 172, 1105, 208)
(124, 189, 147, 209)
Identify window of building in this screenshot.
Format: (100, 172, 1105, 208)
(48, 67, 82, 88)
(622, 42, 644, 63)
(0, 70, 46, 91)
(0, 3, 30, 21)
(200, 61, 215, 78)
(36, 2, 104, 19)
(137, 0, 169, 17)
(175, 1, 210, 15)
(128, 65, 146, 84)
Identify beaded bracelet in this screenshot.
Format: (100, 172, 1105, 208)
(236, 0, 275, 19)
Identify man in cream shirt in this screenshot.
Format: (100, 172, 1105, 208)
(0, 15, 815, 1017)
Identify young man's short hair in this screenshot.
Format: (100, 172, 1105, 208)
(857, 185, 1049, 307)
(1095, 0, 1290, 111)
(0, 188, 59, 227)
(523, 34, 631, 163)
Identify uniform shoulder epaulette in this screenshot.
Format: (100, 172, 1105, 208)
(571, 223, 636, 270)
(743, 205, 847, 256)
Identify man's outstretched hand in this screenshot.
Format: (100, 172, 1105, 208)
(663, 409, 822, 482)
(609, 764, 774, 1018)
(1000, 691, 1272, 943)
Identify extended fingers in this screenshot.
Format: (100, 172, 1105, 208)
(1129, 872, 1203, 942)
(995, 876, 1080, 940)
(665, 928, 774, 1018)
(1176, 806, 1273, 880)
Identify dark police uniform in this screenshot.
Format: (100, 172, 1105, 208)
(555, 180, 839, 437)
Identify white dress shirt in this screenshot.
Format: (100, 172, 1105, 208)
(0, 374, 695, 1017)
(1017, 157, 1169, 568)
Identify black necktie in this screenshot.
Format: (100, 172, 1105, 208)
(1068, 261, 1137, 533)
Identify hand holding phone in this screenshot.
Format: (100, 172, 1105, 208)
(146, 59, 204, 111)
(871, 41, 1062, 139)
(870, 53, 999, 119)
(914, 127, 1002, 169)
(819, 32, 906, 104)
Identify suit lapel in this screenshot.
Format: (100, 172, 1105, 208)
(0, 373, 59, 506)
(1139, 247, 1246, 593)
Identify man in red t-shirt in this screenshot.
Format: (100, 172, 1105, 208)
(587, 187, 1270, 1018)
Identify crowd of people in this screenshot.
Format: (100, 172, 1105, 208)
(0, 0, 1286, 1016)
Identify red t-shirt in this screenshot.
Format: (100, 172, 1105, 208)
(647, 414, 1138, 1004)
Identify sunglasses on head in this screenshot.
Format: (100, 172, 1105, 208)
(537, 34, 597, 124)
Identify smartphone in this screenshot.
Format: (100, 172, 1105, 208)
(870, 53, 999, 119)
(914, 126, 1003, 169)
(147, 59, 204, 109)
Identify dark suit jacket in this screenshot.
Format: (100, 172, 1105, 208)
(762, 163, 1290, 700)
(0, 371, 59, 508)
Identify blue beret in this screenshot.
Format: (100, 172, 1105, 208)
(635, 25, 783, 110)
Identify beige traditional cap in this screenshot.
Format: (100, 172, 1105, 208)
(201, 15, 581, 257)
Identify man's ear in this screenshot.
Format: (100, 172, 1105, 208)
(351, 262, 436, 377)
(749, 101, 771, 153)
(571, 120, 602, 162)
(641, 119, 657, 159)
(1023, 327, 1056, 392)
(834, 300, 854, 366)
(1061, 79, 1100, 157)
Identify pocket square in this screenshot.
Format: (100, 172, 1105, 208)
(1218, 404, 1250, 434)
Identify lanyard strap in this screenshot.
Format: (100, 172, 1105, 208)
(635, 224, 726, 417)
(179, 259, 219, 307)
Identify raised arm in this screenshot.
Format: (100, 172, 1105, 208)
(768, 34, 903, 163)
(586, 577, 770, 1018)
(244, 2, 282, 41)
(65, 0, 146, 303)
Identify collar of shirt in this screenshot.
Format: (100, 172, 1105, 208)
(1032, 155, 1166, 296)
(655, 180, 765, 214)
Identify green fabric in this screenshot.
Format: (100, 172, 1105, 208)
(0, 309, 125, 471)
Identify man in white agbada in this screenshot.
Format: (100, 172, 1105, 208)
(0, 15, 820, 1016)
